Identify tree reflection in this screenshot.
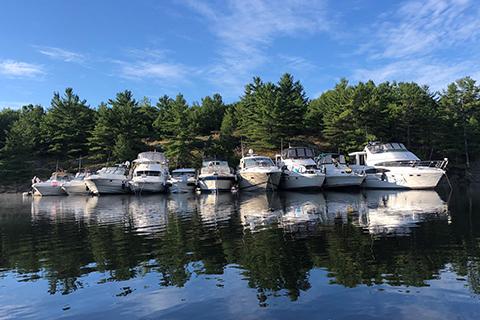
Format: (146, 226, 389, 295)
(0, 188, 479, 302)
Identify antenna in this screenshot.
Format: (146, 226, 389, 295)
(281, 138, 283, 156)
(77, 156, 82, 172)
(241, 137, 244, 157)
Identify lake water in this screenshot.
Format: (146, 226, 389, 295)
(0, 187, 479, 319)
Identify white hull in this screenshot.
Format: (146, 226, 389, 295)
(324, 174, 365, 188)
(198, 176, 235, 192)
(32, 184, 66, 196)
(130, 180, 166, 193)
(238, 171, 282, 191)
(280, 172, 325, 190)
(62, 181, 90, 195)
(363, 169, 444, 189)
(85, 178, 130, 195)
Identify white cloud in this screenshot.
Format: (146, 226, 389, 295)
(353, 58, 478, 90)
(353, 0, 480, 88)
(35, 46, 85, 63)
(183, 0, 329, 91)
(0, 59, 44, 77)
(119, 61, 189, 80)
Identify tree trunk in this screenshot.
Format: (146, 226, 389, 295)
(464, 122, 470, 169)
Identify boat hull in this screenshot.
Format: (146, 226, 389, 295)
(32, 183, 66, 196)
(280, 172, 325, 190)
(85, 178, 130, 195)
(324, 174, 365, 188)
(198, 175, 235, 192)
(129, 180, 166, 193)
(238, 172, 282, 191)
(362, 168, 444, 189)
(62, 181, 90, 195)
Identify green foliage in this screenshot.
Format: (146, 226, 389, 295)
(0, 105, 45, 181)
(0, 108, 19, 150)
(193, 93, 226, 135)
(1, 74, 480, 184)
(161, 94, 197, 168)
(42, 88, 95, 159)
(439, 77, 480, 167)
(237, 74, 308, 148)
(89, 90, 147, 162)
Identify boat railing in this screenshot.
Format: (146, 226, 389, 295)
(375, 159, 448, 170)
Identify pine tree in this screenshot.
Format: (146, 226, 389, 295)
(89, 91, 146, 162)
(42, 88, 95, 159)
(162, 94, 197, 167)
(0, 105, 45, 181)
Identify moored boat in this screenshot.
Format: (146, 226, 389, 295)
(169, 168, 197, 193)
(238, 150, 282, 192)
(349, 142, 448, 189)
(197, 159, 236, 192)
(276, 146, 325, 190)
(129, 151, 169, 193)
(316, 153, 365, 188)
(62, 171, 90, 195)
(85, 163, 130, 195)
(32, 172, 71, 196)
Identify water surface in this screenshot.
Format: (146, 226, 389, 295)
(1, 187, 479, 319)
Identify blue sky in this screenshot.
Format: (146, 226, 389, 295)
(0, 0, 479, 109)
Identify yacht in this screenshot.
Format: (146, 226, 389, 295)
(316, 153, 365, 188)
(32, 172, 71, 196)
(62, 171, 90, 195)
(238, 150, 282, 191)
(84, 163, 130, 195)
(275, 146, 325, 190)
(168, 168, 197, 193)
(349, 142, 448, 189)
(197, 159, 236, 192)
(129, 151, 169, 193)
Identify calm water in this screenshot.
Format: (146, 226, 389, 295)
(1, 187, 479, 319)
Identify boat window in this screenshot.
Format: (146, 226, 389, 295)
(296, 148, 306, 158)
(244, 157, 274, 168)
(136, 171, 160, 176)
(305, 148, 314, 158)
(359, 154, 365, 165)
(287, 149, 296, 158)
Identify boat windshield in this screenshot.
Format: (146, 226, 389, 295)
(283, 147, 315, 159)
(203, 161, 228, 167)
(244, 157, 274, 168)
(99, 167, 126, 175)
(368, 143, 408, 153)
(172, 172, 195, 178)
(135, 170, 161, 177)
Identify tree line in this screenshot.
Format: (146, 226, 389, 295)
(0, 73, 479, 183)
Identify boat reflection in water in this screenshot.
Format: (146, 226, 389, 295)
(237, 189, 448, 236)
(197, 193, 236, 228)
(359, 190, 449, 236)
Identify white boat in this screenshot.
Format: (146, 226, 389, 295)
(62, 171, 90, 195)
(129, 151, 169, 193)
(276, 146, 325, 190)
(349, 142, 448, 189)
(32, 172, 71, 196)
(84, 164, 130, 195)
(238, 150, 282, 192)
(168, 168, 197, 193)
(316, 153, 365, 188)
(197, 159, 236, 192)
